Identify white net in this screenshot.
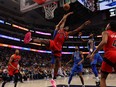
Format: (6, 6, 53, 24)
(43, 2, 58, 19)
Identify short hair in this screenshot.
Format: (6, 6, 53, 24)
(109, 21, 116, 32)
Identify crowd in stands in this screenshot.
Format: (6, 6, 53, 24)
(0, 47, 99, 82)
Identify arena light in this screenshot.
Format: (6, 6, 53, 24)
(0, 34, 20, 41)
(35, 31, 51, 36)
(0, 43, 72, 54)
(62, 52, 73, 54)
(82, 52, 89, 54)
(5, 22, 11, 26)
(79, 46, 84, 48)
(97, 35, 102, 37)
(80, 36, 89, 38)
(0, 20, 4, 24)
(11, 46, 22, 49)
(98, 51, 104, 53)
(12, 24, 29, 31)
(69, 36, 73, 38)
(68, 46, 75, 48)
(0, 43, 104, 54)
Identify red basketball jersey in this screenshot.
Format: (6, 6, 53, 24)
(8, 54, 21, 69)
(54, 29, 68, 50)
(103, 30, 116, 63)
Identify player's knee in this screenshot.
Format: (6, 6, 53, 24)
(101, 72, 108, 79)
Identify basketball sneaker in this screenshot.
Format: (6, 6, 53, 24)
(50, 79, 56, 87)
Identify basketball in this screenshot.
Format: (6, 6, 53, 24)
(33, 0, 46, 5)
(63, 3, 70, 11)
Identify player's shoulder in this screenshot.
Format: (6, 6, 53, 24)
(11, 54, 15, 58)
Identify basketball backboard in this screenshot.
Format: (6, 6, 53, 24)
(20, 0, 77, 12)
(20, 0, 59, 12)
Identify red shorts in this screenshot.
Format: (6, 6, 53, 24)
(101, 61, 116, 73)
(8, 66, 19, 76)
(48, 40, 62, 57)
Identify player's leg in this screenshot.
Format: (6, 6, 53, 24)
(68, 65, 76, 86)
(2, 69, 14, 87)
(58, 61, 64, 77)
(91, 54, 100, 82)
(97, 53, 103, 64)
(100, 72, 109, 87)
(51, 55, 55, 79)
(100, 61, 113, 87)
(33, 39, 50, 47)
(54, 57, 61, 79)
(14, 73, 19, 87)
(78, 72, 85, 87)
(24, 32, 50, 46)
(77, 64, 85, 87)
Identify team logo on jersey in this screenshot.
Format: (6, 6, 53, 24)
(111, 34, 116, 38)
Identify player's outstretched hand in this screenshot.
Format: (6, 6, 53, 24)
(64, 12, 73, 18)
(84, 20, 91, 25)
(78, 32, 82, 36)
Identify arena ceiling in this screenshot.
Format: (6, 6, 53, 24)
(0, 0, 105, 31)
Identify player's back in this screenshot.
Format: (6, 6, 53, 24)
(73, 51, 82, 64)
(54, 29, 68, 47)
(104, 30, 116, 63)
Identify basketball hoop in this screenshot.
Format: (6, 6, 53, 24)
(43, 2, 58, 19)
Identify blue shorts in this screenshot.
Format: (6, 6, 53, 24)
(71, 64, 83, 74)
(91, 53, 103, 65)
(50, 55, 61, 64)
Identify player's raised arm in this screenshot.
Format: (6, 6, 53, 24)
(91, 31, 108, 57)
(78, 32, 88, 42)
(68, 20, 91, 36)
(55, 12, 73, 30)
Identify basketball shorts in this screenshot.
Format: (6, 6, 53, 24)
(8, 66, 19, 76)
(91, 53, 103, 65)
(48, 40, 62, 57)
(71, 64, 83, 74)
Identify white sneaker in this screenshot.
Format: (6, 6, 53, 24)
(82, 85, 85, 87)
(68, 84, 70, 87)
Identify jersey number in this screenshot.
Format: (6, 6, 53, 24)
(113, 40, 116, 47)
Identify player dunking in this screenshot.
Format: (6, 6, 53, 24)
(24, 12, 91, 86)
(79, 32, 103, 85)
(90, 22, 116, 87)
(66, 46, 85, 87)
(2, 49, 21, 87)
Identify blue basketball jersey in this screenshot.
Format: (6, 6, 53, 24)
(87, 38, 96, 51)
(73, 51, 82, 64)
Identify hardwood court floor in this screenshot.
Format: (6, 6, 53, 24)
(0, 74, 116, 87)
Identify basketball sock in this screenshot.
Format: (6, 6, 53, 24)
(51, 69, 54, 79)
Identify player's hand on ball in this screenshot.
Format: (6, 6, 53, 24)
(84, 20, 91, 25)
